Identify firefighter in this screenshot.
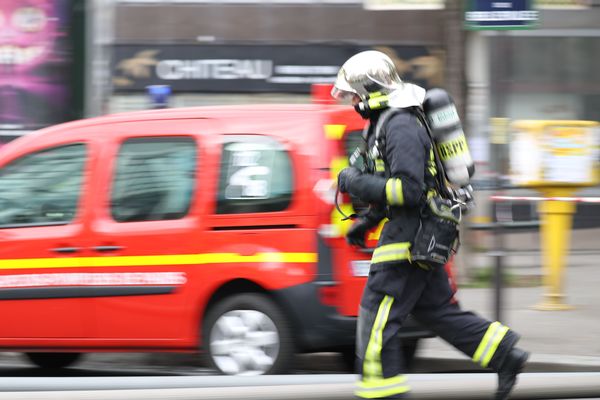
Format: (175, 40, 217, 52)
(332, 50, 529, 400)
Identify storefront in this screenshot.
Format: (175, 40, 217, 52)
(465, 1, 600, 173)
(110, 43, 447, 110)
(107, 1, 462, 112)
(490, 32, 600, 121)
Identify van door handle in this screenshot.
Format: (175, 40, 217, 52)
(92, 245, 124, 252)
(51, 247, 81, 254)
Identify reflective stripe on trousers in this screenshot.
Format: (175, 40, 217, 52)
(356, 295, 410, 398)
(355, 374, 410, 399)
(473, 321, 510, 367)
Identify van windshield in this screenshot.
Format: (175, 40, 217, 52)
(0, 144, 86, 228)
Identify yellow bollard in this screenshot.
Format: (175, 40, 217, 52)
(533, 188, 576, 311)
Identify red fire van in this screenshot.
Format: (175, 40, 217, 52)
(0, 102, 452, 375)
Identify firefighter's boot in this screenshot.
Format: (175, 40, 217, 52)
(495, 347, 529, 400)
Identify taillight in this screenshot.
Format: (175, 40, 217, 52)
(318, 224, 340, 239)
(314, 177, 349, 239)
(313, 178, 337, 205)
(314, 172, 359, 239)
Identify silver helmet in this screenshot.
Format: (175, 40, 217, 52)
(331, 50, 403, 101)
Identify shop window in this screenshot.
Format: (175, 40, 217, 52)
(491, 36, 600, 121)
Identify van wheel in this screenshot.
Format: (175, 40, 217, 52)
(25, 353, 82, 369)
(203, 293, 293, 376)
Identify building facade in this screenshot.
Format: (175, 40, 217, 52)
(102, 0, 465, 113)
(465, 1, 600, 174)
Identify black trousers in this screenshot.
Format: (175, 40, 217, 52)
(355, 262, 520, 399)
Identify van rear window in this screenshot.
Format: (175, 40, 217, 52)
(216, 135, 292, 214)
(111, 137, 196, 222)
(344, 130, 366, 171)
(344, 130, 369, 213)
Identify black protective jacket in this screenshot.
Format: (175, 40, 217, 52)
(346, 107, 437, 268)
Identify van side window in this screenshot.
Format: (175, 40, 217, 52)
(0, 144, 86, 228)
(111, 137, 196, 222)
(217, 136, 292, 214)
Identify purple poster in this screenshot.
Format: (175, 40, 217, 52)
(0, 0, 71, 131)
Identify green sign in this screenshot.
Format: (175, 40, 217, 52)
(465, 0, 539, 30)
(363, 0, 444, 9)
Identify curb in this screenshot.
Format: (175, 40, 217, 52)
(416, 351, 600, 373)
(0, 373, 599, 400)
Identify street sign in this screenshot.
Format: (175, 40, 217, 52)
(465, 0, 539, 30)
(363, 0, 444, 9)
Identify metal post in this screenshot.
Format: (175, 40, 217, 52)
(493, 200, 503, 323)
(493, 198, 513, 323)
(85, 0, 116, 118)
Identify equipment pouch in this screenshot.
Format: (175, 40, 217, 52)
(411, 195, 461, 269)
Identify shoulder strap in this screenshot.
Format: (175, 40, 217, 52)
(374, 108, 399, 142)
(372, 108, 400, 162)
(373, 107, 452, 199)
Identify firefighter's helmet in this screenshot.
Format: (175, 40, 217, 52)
(331, 50, 402, 101)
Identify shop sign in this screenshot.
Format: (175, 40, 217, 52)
(465, 0, 539, 30)
(363, 0, 444, 9)
(112, 44, 445, 93)
(509, 121, 599, 186)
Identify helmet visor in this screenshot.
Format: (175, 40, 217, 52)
(330, 85, 355, 101)
(330, 68, 357, 101)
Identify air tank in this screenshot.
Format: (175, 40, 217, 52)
(423, 88, 475, 187)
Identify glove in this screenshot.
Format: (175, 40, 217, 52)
(346, 217, 372, 248)
(337, 167, 362, 194)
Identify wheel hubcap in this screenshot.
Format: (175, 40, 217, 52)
(210, 309, 280, 375)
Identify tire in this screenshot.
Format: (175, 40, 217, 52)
(203, 293, 294, 376)
(25, 353, 82, 369)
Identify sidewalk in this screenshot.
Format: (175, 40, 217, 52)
(419, 255, 600, 371)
